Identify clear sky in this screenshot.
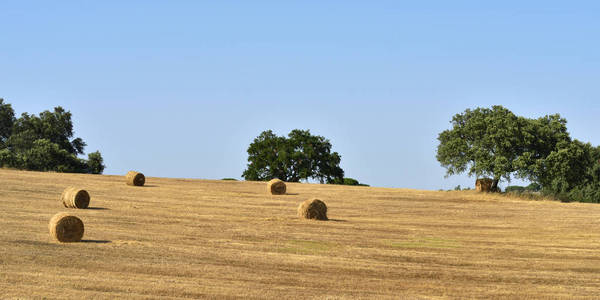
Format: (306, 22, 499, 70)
(1, 1, 599, 190)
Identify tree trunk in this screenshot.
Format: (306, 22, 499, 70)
(491, 178, 500, 192)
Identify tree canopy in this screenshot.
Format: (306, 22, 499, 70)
(0, 99, 105, 174)
(0, 99, 15, 148)
(436, 106, 526, 191)
(242, 129, 344, 183)
(437, 105, 600, 202)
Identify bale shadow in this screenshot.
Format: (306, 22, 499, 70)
(86, 207, 110, 210)
(81, 240, 111, 244)
(285, 193, 300, 195)
(328, 219, 348, 223)
(143, 185, 159, 188)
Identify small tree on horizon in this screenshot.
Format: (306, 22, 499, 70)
(242, 129, 344, 183)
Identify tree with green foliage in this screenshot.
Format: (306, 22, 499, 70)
(436, 106, 525, 191)
(512, 114, 572, 182)
(0, 99, 105, 174)
(242, 129, 344, 183)
(86, 151, 105, 174)
(511, 115, 599, 202)
(567, 149, 600, 202)
(0, 99, 16, 149)
(534, 142, 600, 202)
(9, 106, 86, 155)
(528, 140, 593, 194)
(438, 105, 600, 202)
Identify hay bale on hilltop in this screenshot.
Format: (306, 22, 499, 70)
(267, 179, 286, 195)
(49, 213, 84, 243)
(298, 198, 328, 220)
(61, 187, 90, 209)
(476, 178, 493, 192)
(126, 171, 145, 186)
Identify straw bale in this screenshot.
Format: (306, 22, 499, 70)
(297, 198, 328, 220)
(126, 171, 145, 186)
(476, 178, 493, 192)
(61, 187, 90, 209)
(49, 212, 84, 243)
(267, 179, 286, 195)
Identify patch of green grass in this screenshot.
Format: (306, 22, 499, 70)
(277, 240, 334, 255)
(386, 237, 461, 249)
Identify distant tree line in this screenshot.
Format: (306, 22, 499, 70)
(505, 183, 541, 194)
(0, 99, 105, 174)
(331, 177, 370, 187)
(437, 105, 600, 203)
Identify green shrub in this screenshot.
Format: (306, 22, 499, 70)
(343, 178, 360, 185)
(525, 182, 541, 192)
(331, 177, 369, 186)
(505, 186, 526, 194)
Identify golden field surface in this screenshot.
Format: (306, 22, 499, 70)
(1, 168, 600, 299)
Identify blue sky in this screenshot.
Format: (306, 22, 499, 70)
(1, 1, 599, 190)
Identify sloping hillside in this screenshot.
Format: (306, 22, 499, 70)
(1, 169, 599, 299)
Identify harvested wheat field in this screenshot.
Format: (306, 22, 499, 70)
(1, 169, 600, 299)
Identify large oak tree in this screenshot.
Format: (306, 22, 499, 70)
(242, 129, 344, 183)
(437, 105, 577, 192)
(436, 106, 526, 191)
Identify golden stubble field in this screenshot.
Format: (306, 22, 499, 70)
(1, 169, 600, 299)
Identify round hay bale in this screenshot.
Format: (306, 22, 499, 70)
(267, 179, 286, 195)
(126, 171, 145, 186)
(49, 213, 84, 243)
(297, 198, 328, 220)
(60, 187, 90, 209)
(475, 178, 493, 192)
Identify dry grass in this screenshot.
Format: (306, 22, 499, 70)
(1, 168, 600, 299)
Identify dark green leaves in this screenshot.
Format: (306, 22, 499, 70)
(437, 105, 600, 202)
(242, 129, 344, 183)
(0, 99, 15, 148)
(0, 99, 105, 174)
(437, 106, 523, 181)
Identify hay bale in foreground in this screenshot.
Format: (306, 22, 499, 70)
(126, 171, 145, 186)
(61, 187, 90, 209)
(297, 198, 328, 220)
(49, 213, 84, 243)
(267, 179, 286, 195)
(476, 178, 493, 192)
